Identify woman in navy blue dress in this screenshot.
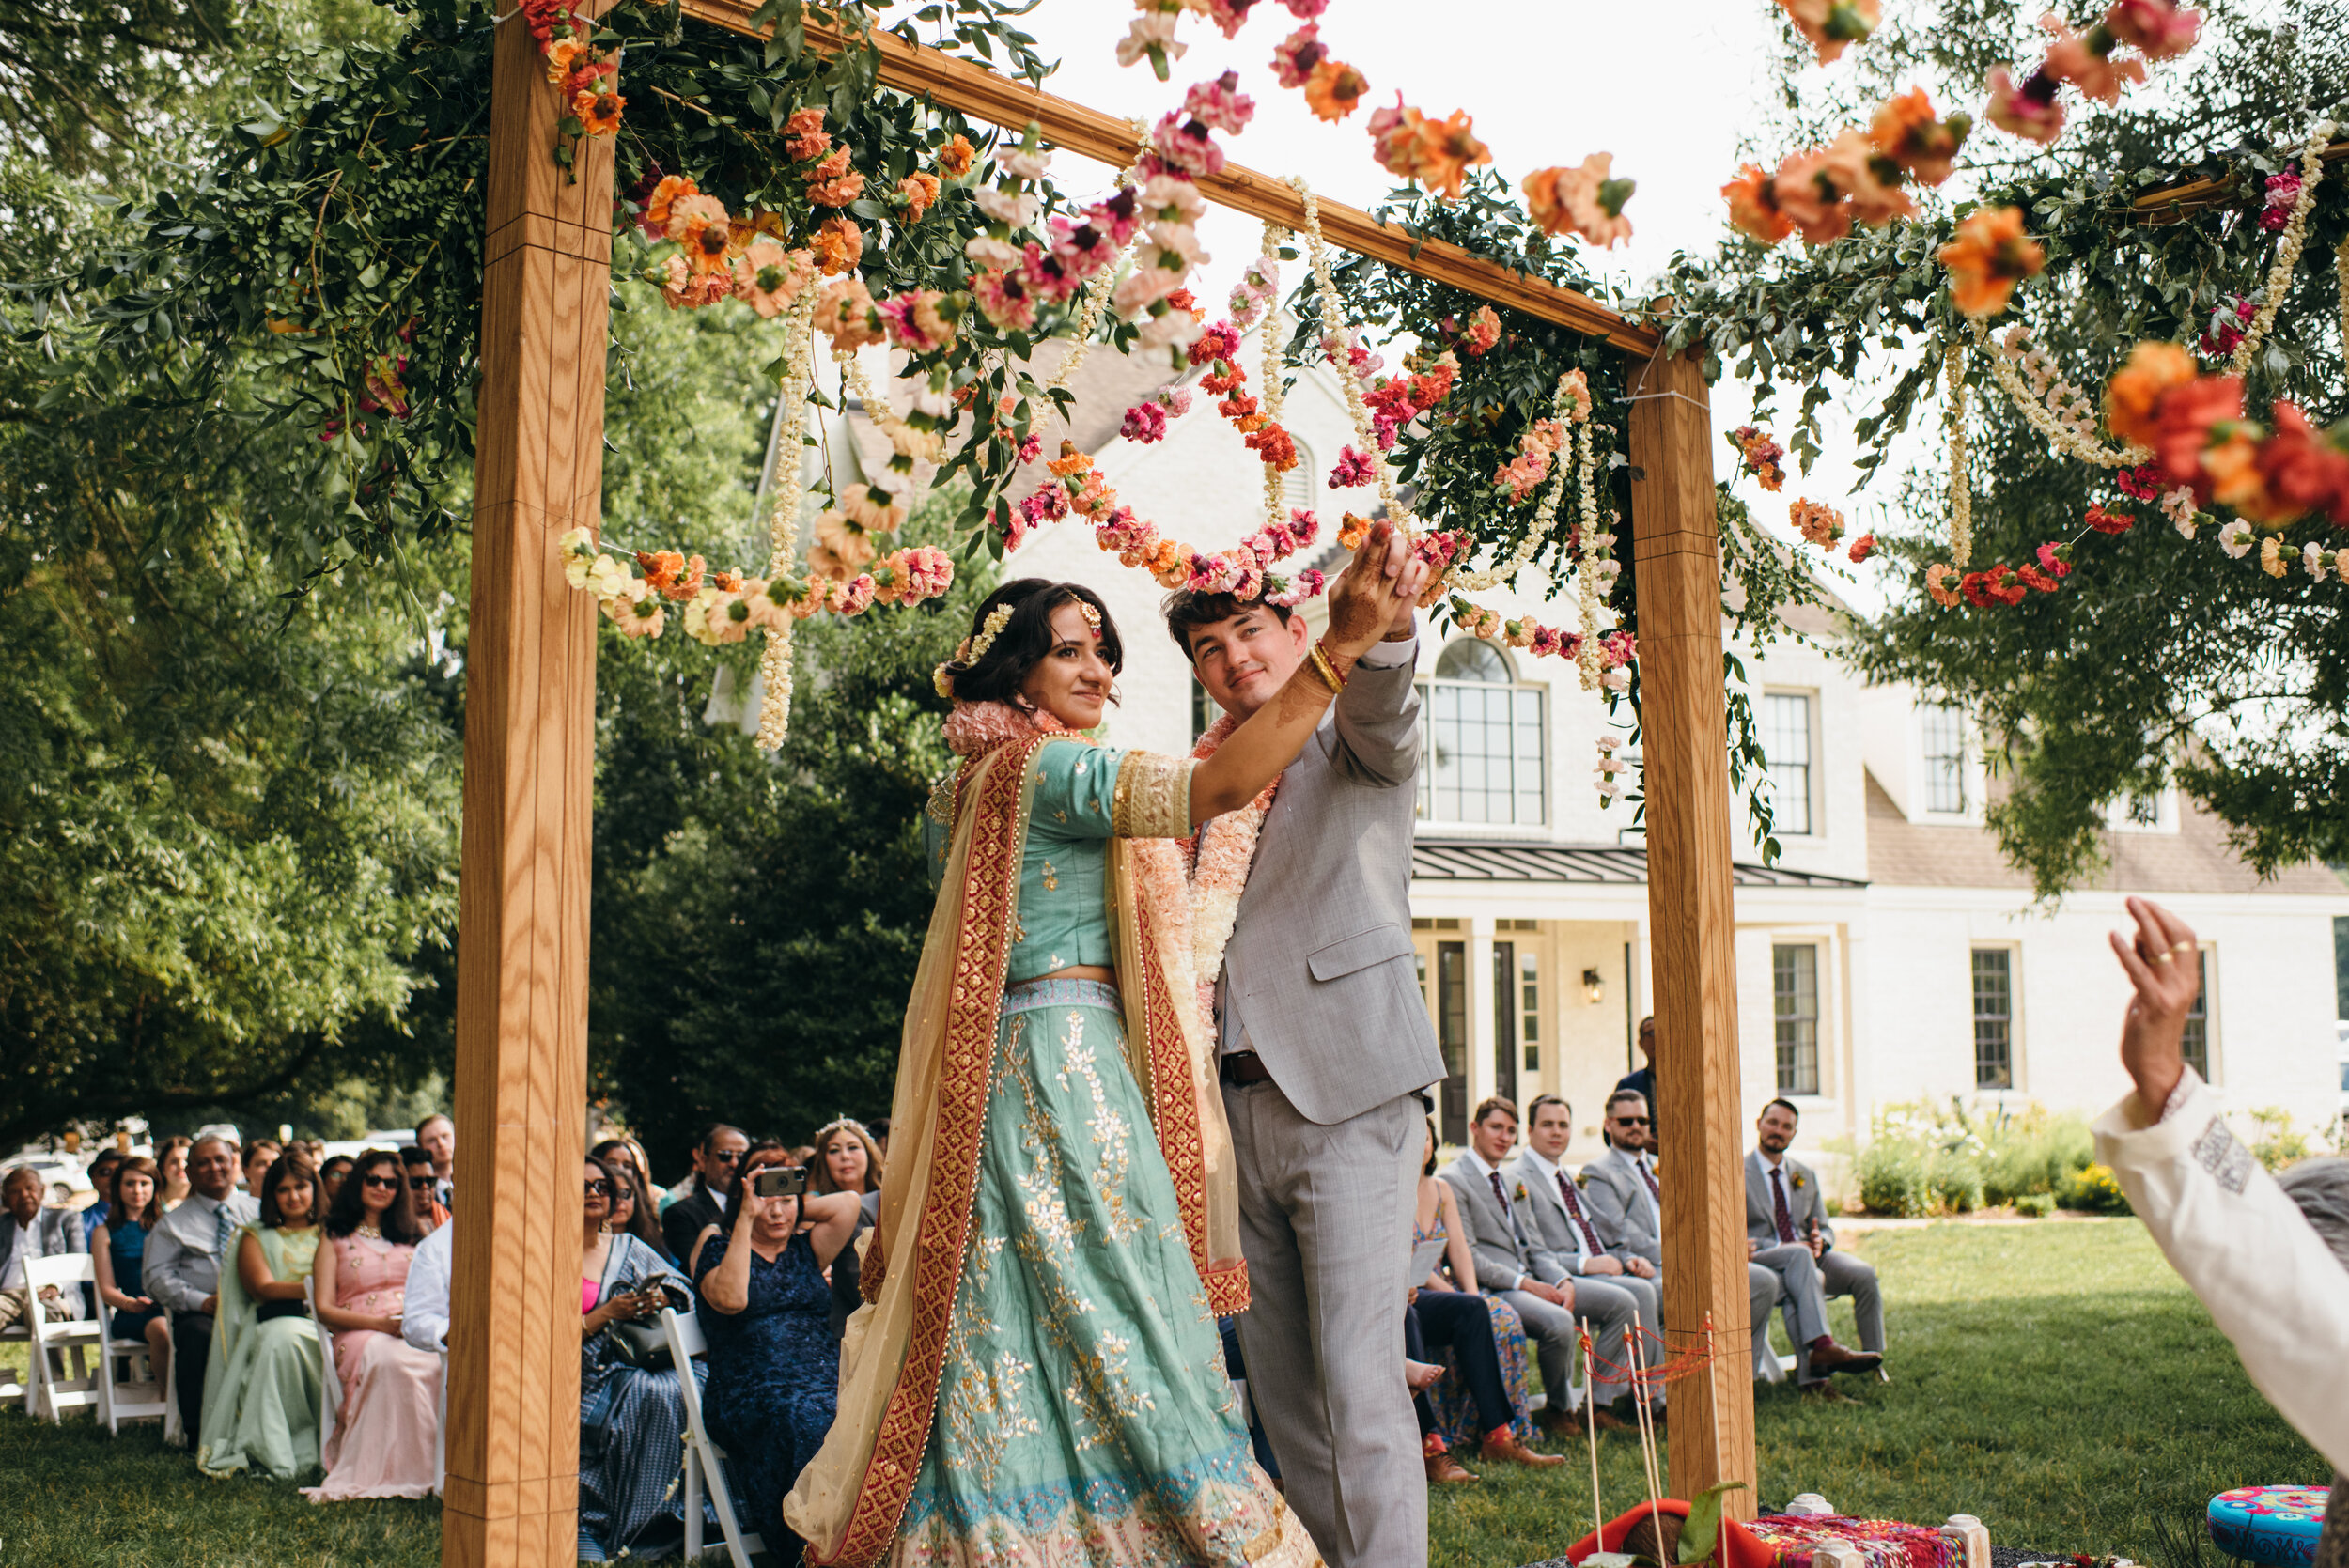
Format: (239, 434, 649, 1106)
(694, 1144, 863, 1557)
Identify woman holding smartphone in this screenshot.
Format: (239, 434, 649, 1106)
(577, 1154, 694, 1562)
(697, 1146, 862, 1557)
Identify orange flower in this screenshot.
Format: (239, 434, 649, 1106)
(897, 171, 941, 223)
(544, 38, 583, 85)
(1936, 205, 2042, 318)
(783, 107, 829, 163)
(1822, 128, 1913, 226)
(670, 193, 734, 276)
(938, 133, 976, 179)
(809, 172, 865, 208)
(1870, 87, 1968, 186)
(1413, 110, 1491, 200)
(1925, 562, 1961, 607)
(2041, 15, 2145, 105)
(813, 275, 884, 349)
(1776, 0, 1882, 63)
(642, 174, 699, 239)
(2200, 427, 2288, 523)
(813, 216, 863, 277)
(734, 238, 817, 318)
(1721, 163, 1794, 243)
(1771, 148, 1851, 245)
(573, 85, 624, 138)
(2102, 340, 2196, 447)
(1303, 58, 1368, 122)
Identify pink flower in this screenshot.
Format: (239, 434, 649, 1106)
(1330, 446, 1377, 488)
(1283, 0, 1328, 15)
(2041, 14, 2145, 105)
(1184, 71, 1257, 135)
(1263, 568, 1326, 607)
(1121, 402, 1170, 443)
(1270, 23, 1328, 86)
(2116, 463, 2165, 500)
(878, 288, 960, 355)
(2035, 540, 2074, 578)
(1152, 110, 1226, 178)
(1461, 304, 1502, 357)
(2104, 0, 2201, 60)
(1115, 13, 1186, 71)
(1021, 486, 1069, 526)
(1189, 320, 1243, 366)
(1157, 385, 1194, 417)
(1016, 433, 1043, 466)
(971, 269, 1036, 331)
(1985, 66, 2066, 145)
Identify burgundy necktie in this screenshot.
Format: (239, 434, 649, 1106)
(1771, 1165, 1797, 1244)
(1639, 1158, 1660, 1203)
(1486, 1171, 1527, 1248)
(1556, 1172, 1605, 1255)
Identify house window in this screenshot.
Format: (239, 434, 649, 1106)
(1971, 947, 2015, 1089)
(1436, 941, 1469, 1144)
(2182, 948, 2212, 1081)
(1419, 640, 1546, 826)
(1763, 693, 1813, 835)
(1773, 944, 1820, 1095)
(1519, 949, 1540, 1072)
(1923, 706, 1969, 814)
(1282, 442, 1315, 512)
(1190, 676, 1213, 744)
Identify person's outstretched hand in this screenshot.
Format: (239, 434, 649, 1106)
(1324, 518, 1432, 659)
(2108, 894, 2201, 1113)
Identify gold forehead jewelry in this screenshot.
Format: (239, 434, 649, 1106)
(1078, 600, 1103, 633)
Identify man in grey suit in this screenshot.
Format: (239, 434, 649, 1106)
(1581, 1088, 1799, 1385)
(1439, 1096, 1638, 1436)
(144, 1136, 260, 1433)
(1750, 1098, 1887, 1389)
(1508, 1094, 1659, 1422)
(1167, 520, 1442, 1568)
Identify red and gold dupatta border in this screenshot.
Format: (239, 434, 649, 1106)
(806, 733, 1048, 1568)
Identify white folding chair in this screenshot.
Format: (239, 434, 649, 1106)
(93, 1289, 172, 1436)
(23, 1254, 105, 1421)
(663, 1307, 766, 1567)
(307, 1276, 341, 1459)
(0, 1317, 29, 1414)
(433, 1350, 448, 1497)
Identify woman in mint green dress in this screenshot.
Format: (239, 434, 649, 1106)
(197, 1153, 324, 1481)
(785, 551, 1422, 1568)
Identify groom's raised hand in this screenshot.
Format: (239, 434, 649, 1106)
(1326, 518, 1431, 655)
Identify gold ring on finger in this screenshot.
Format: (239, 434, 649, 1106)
(2173, 942, 2195, 954)
(2154, 952, 2174, 964)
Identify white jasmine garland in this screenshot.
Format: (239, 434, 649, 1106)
(756, 287, 822, 752)
(1043, 117, 1150, 396)
(2229, 118, 2332, 379)
(1290, 175, 1417, 534)
(1978, 319, 2148, 471)
(1945, 338, 1974, 568)
(1451, 370, 1595, 595)
(1253, 218, 1292, 536)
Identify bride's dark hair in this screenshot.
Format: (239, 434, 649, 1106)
(940, 579, 1124, 705)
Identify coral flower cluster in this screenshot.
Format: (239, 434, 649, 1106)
(523, 0, 624, 154)
(1724, 88, 1969, 245)
(1449, 600, 1639, 681)
(1522, 155, 1637, 249)
(1731, 426, 1787, 490)
(1367, 97, 1492, 199)
(1790, 498, 1846, 549)
(1937, 206, 2046, 318)
(2103, 342, 2349, 527)
(1983, 0, 2201, 147)
(1774, 0, 1882, 62)
(1189, 318, 1303, 473)
(557, 527, 954, 644)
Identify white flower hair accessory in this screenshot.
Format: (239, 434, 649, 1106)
(968, 603, 1015, 662)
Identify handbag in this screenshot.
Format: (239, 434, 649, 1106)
(256, 1297, 310, 1323)
(601, 1280, 691, 1372)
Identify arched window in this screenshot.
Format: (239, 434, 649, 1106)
(1420, 639, 1546, 825)
(1281, 439, 1315, 514)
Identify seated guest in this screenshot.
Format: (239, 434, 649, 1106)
(93, 1157, 171, 1396)
(695, 1146, 862, 1555)
(304, 1149, 440, 1500)
(590, 1137, 664, 1219)
(580, 1154, 698, 1562)
(318, 1155, 355, 1208)
(198, 1153, 324, 1480)
(157, 1136, 194, 1210)
(402, 1211, 453, 1357)
(1439, 1096, 1640, 1438)
(1411, 1118, 1553, 1481)
(1511, 1094, 1662, 1425)
(659, 1124, 748, 1262)
(416, 1114, 455, 1208)
(2092, 895, 2349, 1532)
(80, 1150, 126, 1244)
(400, 1147, 449, 1234)
(241, 1140, 281, 1198)
(144, 1136, 258, 1433)
(602, 1160, 673, 1265)
(1, 1163, 86, 1330)
(809, 1118, 884, 1225)
(1749, 1098, 1887, 1384)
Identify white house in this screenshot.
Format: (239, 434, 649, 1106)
(829, 337, 2349, 1169)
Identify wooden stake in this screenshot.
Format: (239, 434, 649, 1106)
(1582, 1318, 1605, 1552)
(1630, 1330, 1664, 1515)
(1626, 344, 1758, 1518)
(443, 10, 614, 1565)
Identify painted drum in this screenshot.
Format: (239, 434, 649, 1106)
(2207, 1485, 2332, 1567)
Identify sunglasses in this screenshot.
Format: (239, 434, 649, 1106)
(408, 1176, 435, 1190)
(706, 1149, 744, 1165)
(361, 1173, 401, 1190)
(1612, 1115, 1651, 1126)
(584, 1179, 613, 1197)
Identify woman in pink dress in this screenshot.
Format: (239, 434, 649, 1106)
(302, 1148, 442, 1501)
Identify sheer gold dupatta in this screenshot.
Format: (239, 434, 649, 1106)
(786, 736, 1250, 1566)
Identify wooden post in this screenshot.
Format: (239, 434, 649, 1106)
(443, 10, 614, 1566)
(1625, 344, 1758, 1515)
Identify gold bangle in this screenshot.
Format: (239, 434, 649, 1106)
(1306, 643, 1346, 694)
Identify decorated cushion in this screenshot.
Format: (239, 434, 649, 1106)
(2208, 1486, 2331, 1567)
(1742, 1514, 1965, 1568)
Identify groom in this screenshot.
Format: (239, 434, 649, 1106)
(1165, 519, 1443, 1568)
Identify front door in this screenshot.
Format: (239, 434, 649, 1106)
(1437, 940, 1468, 1144)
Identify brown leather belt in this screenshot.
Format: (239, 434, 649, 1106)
(1220, 1050, 1274, 1086)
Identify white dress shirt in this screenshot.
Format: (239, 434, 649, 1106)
(1220, 634, 1416, 1059)
(1518, 1148, 1603, 1274)
(403, 1221, 454, 1355)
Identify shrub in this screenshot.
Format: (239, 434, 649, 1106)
(2241, 1108, 2313, 1172)
(1857, 1139, 1933, 1218)
(1856, 1096, 2098, 1216)
(2061, 1161, 2133, 1214)
(1927, 1146, 1986, 1213)
(2014, 1191, 2056, 1218)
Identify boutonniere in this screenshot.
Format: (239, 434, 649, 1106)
(1791, 1172, 1807, 1190)
(1514, 1182, 1530, 1204)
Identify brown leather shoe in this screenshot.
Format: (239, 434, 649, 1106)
(1584, 1405, 1636, 1433)
(1806, 1339, 1884, 1377)
(1481, 1431, 1567, 1467)
(1426, 1452, 1481, 1483)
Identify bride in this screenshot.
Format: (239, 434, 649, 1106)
(785, 521, 1428, 1566)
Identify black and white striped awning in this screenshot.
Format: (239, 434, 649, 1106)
(1409, 840, 1866, 889)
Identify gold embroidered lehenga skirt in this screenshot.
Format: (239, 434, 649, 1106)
(887, 977, 1311, 1567)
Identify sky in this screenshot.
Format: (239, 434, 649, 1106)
(1003, 0, 1906, 613)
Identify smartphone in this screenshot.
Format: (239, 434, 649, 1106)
(752, 1166, 810, 1199)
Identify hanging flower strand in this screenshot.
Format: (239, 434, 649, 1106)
(2227, 118, 2333, 378)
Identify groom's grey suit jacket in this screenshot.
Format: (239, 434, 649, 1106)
(1217, 657, 1444, 1124)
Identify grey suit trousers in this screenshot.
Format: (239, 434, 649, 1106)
(1783, 1249, 1884, 1380)
(1224, 1079, 1425, 1568)
(1750, 1243, 1830, 1353)
(1556, 1274, 1650, 1406)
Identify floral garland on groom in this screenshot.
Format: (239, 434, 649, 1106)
(1179, 715, 1281, 1022)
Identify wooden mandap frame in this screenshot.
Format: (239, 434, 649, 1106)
(443, 6, 1750, 1561)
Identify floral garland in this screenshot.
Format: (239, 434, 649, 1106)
(1980, 319, 2148, 469)
(1730, 426, 1786, 490)
(1181, 714, 1278, 1020)
(1940, 206, 2046, 319)
(1042, 117, 1155, 396)
(1943, 336, 1973, 570)
(2226, 118, 2333, 378)
(1983, 0, 2201, 147)
(520, 0, 623, 172)
(1724, 87, 1970, 246)
(1251, 219, 1295, 538)
(1449, 369, 1595, 594)
(1022, 439, 1326, 604)
(757, 286, 822, 749)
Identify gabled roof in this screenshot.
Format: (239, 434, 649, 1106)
(1411, 839, 1866, 890)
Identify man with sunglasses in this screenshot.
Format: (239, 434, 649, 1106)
(659, 1123, 748, 1264)
(402, 1145, 450, 1234)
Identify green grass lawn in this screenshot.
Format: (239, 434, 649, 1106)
(1, 1221, 2326, 1567)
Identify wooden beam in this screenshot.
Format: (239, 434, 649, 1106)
(2132, 140, 2349, 222)
(443, 11, 613, 1568)
(677, 0, 1658, 351)
(1625, 345, 1757, 1515)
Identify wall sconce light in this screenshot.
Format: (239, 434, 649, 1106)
(1582, 967, 1605, 1005)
